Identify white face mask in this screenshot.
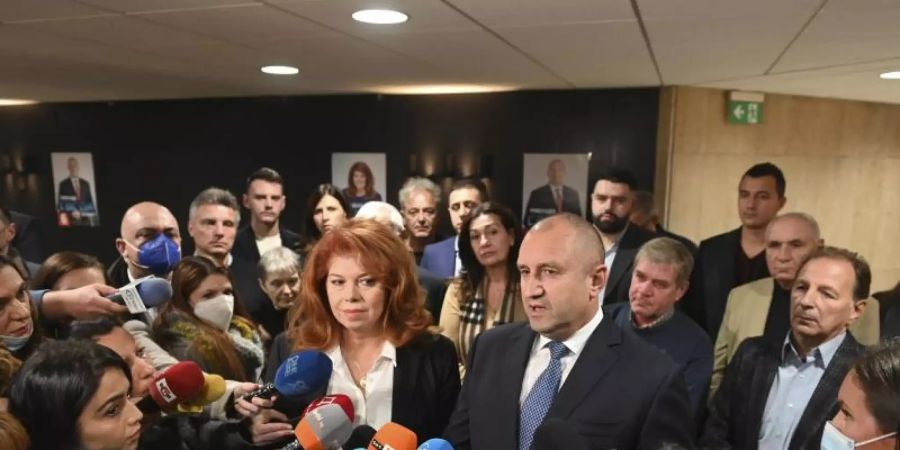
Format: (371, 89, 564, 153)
(193, 294, 234, 331)
(821, 421, 898, 449)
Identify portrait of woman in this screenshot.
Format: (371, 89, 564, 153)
(342, 161, 383, 217)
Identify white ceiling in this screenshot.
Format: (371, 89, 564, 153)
(1, 0, 900, 103)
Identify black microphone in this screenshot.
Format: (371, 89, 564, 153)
(531, 418, 588, 450)
(344, 425, 377, 449)
(109, 276, 172, 314)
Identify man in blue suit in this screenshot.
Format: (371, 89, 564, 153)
(444, 214, 695, 449)
(420, 178, 486, 279)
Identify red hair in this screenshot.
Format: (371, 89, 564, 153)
(287, 219, 431, 351)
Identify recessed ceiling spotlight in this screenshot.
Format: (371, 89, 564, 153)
(0, 99, 37, 106)
(352, 9, 408, 25)
(261, 65, 299, 75)
(880, 71, 900, 80)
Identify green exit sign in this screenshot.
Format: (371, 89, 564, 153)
(728, 91, 765, 125)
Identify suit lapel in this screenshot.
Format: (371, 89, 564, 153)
(605, 226, 638, 298)
(548, 318, 621, 418)
(498, 326, 537, 449)
(391, 346, 418, 426)
(747, 342, 779, 447)
(236, 227, 261, 261)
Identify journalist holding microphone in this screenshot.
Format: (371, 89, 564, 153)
(267, 219, 461, 443)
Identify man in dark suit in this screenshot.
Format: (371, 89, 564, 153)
(701, 246, 870, 450)
(107, 201, 183, 287)
(523, 159, 582, 227)
(0, 207, 40, 279)
(590, 169, 656, 305)
(10, 210, 43, 263)
(57, 156, 96, 226)
(682, 162, 786, 338)
(230, 168, 301, 332)
(421, 178, 486, 279)
(444, 214, 694, 450)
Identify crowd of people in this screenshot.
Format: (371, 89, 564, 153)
(1, 163, 899, 450)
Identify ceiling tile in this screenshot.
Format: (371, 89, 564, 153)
(265, 0, 476, 35)
(16, 15, 221, 49)
(446, 0, 634, 27)
(78, 0, 259, 14)
(638, 0, 820, 20)
(0, 0, 110, 23)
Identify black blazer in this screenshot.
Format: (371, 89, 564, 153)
(231, 225, 301, 262)
(700, 333, 865, 450)
(267, 332, 461, 444)
(682, 227, 769, 337)
(443, 318, 695, 450)
(523, 184, 582, 227)
(11, 210, 43, 263)
(604, 223, 657, 304)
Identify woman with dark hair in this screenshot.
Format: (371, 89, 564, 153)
(8, 339, 143, 450)
(30, 251, 108, 290)
(300, 183, 350, 258)
(0, 256, 45, 361)
(440, 202, 526, 368)
(824, 340, 900, 449)
(153, 256, 265, 382)
(342, 161, 383, 216)
(266, 220, 459, 442)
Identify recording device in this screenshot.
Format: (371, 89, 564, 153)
(136, 361, 205, 414)
(303, 394, 354, 421)
(417, 438, 454, 450)
(242, 350, 332, 401)
(344, 425, 377, 450)
(109, 276, 172, 314)
(279, 403, 353, 450)
(368, 422, 418, 450)
(531, 418, 589, 450)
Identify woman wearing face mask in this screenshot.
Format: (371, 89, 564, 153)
(9, 339, 143, 450)
(299, 184, 350, 262)
(823, 340, 900, 450)
(341, 161, 383, 217)
(266, 220, 460, 443)
(439, 203, 526, 369)
(153, 256, 264, 382)
(0, 256, 45, 361)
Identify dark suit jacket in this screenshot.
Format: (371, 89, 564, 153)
(523, 184, 583, 227)
(443, 318, 695, 450)
(604, 223, 657, 305)
(230, 225, 301, 337)
(421, 236, 457, 279)
(10, 210, 43, 262)
(418, 266, 448, 324)
(700, 333, 865, 450)
(268, 332, 461, 444)
(682, 228, 770, 338)
(57, 177, 94, 212)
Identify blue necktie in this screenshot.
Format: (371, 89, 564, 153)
(519, 341, 569, 450)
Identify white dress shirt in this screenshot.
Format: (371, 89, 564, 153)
(520, 306, 605, 404)
(453, 235, 463, 277)
(598, 223, 628, 304)
(255, 234, 282, 257)
(326, 342, 396, 431)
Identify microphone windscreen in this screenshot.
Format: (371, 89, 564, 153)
(274, 350, 333, 397)
(148, 361, 205, 409)
(303, 394, 355, 421)
(294, 403, 353, 450)
(135, 277, 172, 307)
(193, 373, 227, 405)
(368, 422, 417, 450)
(531, 418, 588, 450)
(344, 425, 377, 450)
(418, 438, 454, 450)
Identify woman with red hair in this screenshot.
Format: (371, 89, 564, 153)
(266, 219, 459, 443)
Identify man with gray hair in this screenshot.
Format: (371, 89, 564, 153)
(711, 212, 880, 395)
(605, 237, 712, 412)
(188, 187, 240, 268)
(399, 177, 442, 264)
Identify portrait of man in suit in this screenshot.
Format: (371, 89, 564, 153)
(53, 153, 99, 227)
(523, 158, 583, 227)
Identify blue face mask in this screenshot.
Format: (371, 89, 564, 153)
(125, 233, 182, 276)
(1, 330, 32, 352)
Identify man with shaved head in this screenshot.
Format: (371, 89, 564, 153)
(445, 213, 695, 450)
(107, 201, 183, 287)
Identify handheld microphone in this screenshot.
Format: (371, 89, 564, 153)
(531, 418, 588, 450)
(418, 438, 454, 450)
(303, 394, 355, 421)
(242, 350, 332, 401)
(368, 422, 417, 450)
(175, 373, 227, 413)
(109, 276, 172, 314)
(280, 403, 353, 450)
(344, 425, 376, 450)
(136, 361, 205, 414)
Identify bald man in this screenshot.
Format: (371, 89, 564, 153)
(444, 213, 694, 450)
(107, 202, 183, 287)
(523, 159, 582, 227)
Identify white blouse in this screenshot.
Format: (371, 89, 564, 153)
(325, 342, 396, 430)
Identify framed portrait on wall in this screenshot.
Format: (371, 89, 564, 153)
(51, 152, 100, 227)
(331, 153, 387, 217)
(522, 153, 590, 228)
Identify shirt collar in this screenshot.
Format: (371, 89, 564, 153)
(782, 331, 846, 367)
(606, 222, 629, 251)
(631, 308, 675, 330)
(326, 341, 398, 368)
(536, 305, 604, 357)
